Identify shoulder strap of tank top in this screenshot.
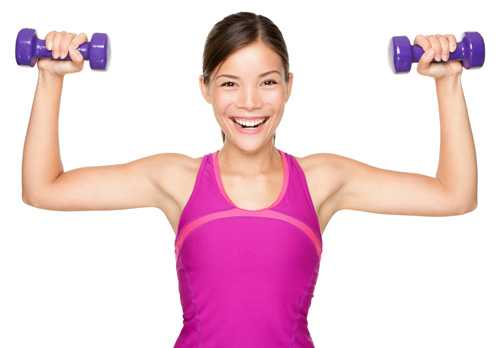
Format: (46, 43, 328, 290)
(175, 152, 233, 242)
(284, 153, 322, 235)
(175, 153, 209, 241)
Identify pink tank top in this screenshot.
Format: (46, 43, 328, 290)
(173, 149, 323, 347)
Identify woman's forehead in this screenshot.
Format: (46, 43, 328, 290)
(216, 44, 282, 74)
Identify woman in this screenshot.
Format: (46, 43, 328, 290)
(22, 11, 477, 348)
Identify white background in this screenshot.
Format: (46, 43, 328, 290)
(1, 0, 498, 347)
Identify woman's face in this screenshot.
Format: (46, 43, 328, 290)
(200, 40, 293, 150)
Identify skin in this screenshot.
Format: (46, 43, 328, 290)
(22, 32, 477, 237)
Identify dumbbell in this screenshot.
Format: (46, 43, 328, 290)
(389, 31, 485, 73)
(15, 28, 110, 70)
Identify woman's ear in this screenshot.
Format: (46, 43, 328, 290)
(285, 72, 293, 102)
(199, 75, 211, 104)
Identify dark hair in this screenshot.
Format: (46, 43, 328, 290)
(202, 11, 290, 144)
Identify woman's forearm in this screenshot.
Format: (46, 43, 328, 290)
(22, 70, 65, 200)
(435, 74, 478, 208)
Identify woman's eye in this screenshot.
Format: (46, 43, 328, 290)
(220, 81, 235, 87)
(263, 79, 277, 86)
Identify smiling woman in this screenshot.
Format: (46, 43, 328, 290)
(20, 6, 479, 348)
(200, 11, 290, 145)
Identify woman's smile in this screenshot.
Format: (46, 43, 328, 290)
(228, 115, 271, 134)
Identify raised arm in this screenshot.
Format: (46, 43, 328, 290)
(21, 30, 180, 211)
(22, 151, 183, 211)
(321, 152, 475, 217)
(321, 34, 478, 217)
(23, 152, 191, 212)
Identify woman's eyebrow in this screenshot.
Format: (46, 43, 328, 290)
(215, 70, 280, 80)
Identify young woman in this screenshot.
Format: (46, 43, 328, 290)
(22, 11, 477, 348)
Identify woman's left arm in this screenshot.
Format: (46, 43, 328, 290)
(434, 74, 478, 210)
(324, 34, 477, 217)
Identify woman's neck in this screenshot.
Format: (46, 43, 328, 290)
(218, 144, 281, 176)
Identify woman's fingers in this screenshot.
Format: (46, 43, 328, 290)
(38, 29, 89, 75)
(45, 31, 86, 61)
(414, 34, 431, 51)
(438, 35, 449, 61)
(446, 34, 457, 53)
(59, 32, 74, 59)
(427, 35, 441, 61)
(414, 33, 464, 79)
(52, 31, 64, 58)
(417, 34, 458, 62)
(45, 31, 56, 51)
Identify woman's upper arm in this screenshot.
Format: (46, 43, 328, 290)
(323, 153, 472, 216)
(24, 152, 185, 211)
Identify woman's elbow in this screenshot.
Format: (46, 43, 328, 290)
(455, 200, 478, 215)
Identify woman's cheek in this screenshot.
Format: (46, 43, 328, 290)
(262, 88, 284, 104)
(215, 91, 238, 105)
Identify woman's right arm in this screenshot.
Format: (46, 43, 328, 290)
(23, 148, 182, 212)
(21, 31, 178, 211)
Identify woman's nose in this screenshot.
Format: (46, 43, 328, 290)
(237, 87, 262, 109)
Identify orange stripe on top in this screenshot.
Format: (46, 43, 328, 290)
(175, 208, 322, 261)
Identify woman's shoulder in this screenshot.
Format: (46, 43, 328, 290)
(151, 152, 204, 175)
(150, 152, 205, 201)
(293, 151, 345, 173)
(292, 152, 346, 210)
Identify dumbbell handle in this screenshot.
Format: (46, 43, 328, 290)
(412, 42, 464, 63)
(34, 39, 91, 61)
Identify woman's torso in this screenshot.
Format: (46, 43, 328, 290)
(159, 148, 341, 347)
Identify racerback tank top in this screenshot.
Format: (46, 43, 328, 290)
(173, 148, 323, 347)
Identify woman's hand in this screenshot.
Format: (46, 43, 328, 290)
(414, 34, 463, 80)
(37, 31, 88, 77)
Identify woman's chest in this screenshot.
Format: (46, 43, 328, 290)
(162, 153, 341, 236)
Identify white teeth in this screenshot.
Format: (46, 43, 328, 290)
(232, 117, 268, 127)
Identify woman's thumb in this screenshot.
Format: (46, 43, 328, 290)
(417, 48, 434, 73)
(69, 48, 83, 63)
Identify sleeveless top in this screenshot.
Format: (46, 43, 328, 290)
(173, 148, 323, 347)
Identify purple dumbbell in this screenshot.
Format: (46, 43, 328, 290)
(15, 28, 110, 70)
(389, 32, 485, 73)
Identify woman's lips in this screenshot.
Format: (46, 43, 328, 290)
(228, 115, 270, 134)
(228, 115, 270, 120)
